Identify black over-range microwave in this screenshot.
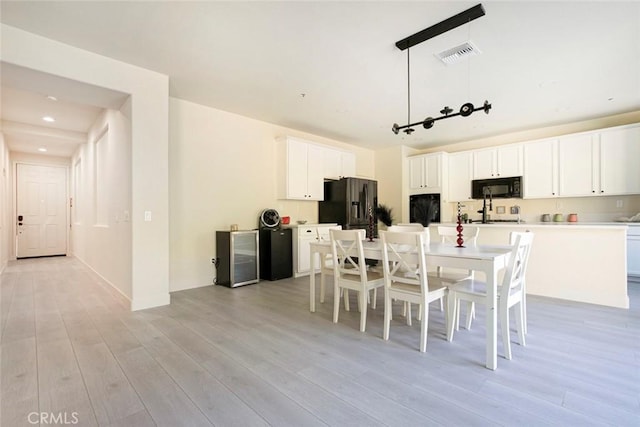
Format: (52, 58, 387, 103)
(471, 176, 522, 199)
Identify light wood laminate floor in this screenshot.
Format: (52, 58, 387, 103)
(1, 256, 639, 426)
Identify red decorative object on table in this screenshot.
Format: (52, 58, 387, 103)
(456, 202, 465, 247)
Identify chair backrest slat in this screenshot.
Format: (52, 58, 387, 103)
(437, 225, 479, 247)
(330, 229, 367, 282)
(502, 232, 534, 294)
(380, 231, 428, 292)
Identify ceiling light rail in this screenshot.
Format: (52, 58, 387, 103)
(392, 100, 491, 134)
(391, 3, 491, 135)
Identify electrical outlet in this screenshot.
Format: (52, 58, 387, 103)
(496, 206, 505, 214)
(616, 199, 624, 208)
(556, 201, 562, 209)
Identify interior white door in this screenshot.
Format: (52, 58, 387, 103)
(16, 163, 68, 258)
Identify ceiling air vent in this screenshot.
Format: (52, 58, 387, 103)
(436, 41, 481, 65)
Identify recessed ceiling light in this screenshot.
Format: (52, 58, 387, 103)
(46, 95, 58, 101)
(38, 147, 47, 152)
(42, 116, 55, 122)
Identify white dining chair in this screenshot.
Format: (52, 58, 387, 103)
(510, 231, 533, 335)
(380, 230, 447, 352)
(318, 225, 342, 304)
(435, 225, 480, 323)
(330, 229, 385, 332)
(386, 223, 431, 318)
(447, 231, 534, 360)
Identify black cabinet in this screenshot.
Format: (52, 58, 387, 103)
(260, 228, 292, 281)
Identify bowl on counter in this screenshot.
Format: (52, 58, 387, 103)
(296, 220, 307, 225)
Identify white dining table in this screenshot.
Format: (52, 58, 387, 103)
(308, 239, 512, 370)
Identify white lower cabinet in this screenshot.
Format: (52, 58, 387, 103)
(628, 226, 640, 279)
(291, 224, 340, 277)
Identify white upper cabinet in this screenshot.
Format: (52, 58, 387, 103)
(278, 137, 325, 200)
(472, 144, 523, 179)
(558, 133, 598, 197)
(409, 152, 446, 193)
(556, 124, 640, 197)
(324, 148, 356, 179)
(599, 125, 640, 195)
(523, 138, 558, 199)
(447, 151, 473, 201)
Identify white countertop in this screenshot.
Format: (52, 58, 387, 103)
(434, 221, 632, 230)
(283, 223, 339, 228)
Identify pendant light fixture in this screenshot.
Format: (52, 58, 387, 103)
(391, 3, 491, 135)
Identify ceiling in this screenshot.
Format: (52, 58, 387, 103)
(1, 1, 639, 156)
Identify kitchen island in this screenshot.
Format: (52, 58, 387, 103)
(430, 222, 629, 309)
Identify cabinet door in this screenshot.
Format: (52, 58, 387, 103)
(287, 140, 311, 199)
(306, 144, 325, 200)
(340, 151, 356, 178)
(472, 149, 496, 179)
(628, 233, 640, 277)
(323, 148, 342, 179)
(523, 139, 557, 198)
(295, 227, 317, 274)
(558, 133, 597, 197)
(408, 156, 425, 190)
(600, 126, 640, 195)
(424, 155, 441, 188)
(496, 145, 523, 177)
(448, 152, 472, 201)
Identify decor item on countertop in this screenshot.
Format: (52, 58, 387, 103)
(230, 224, 239, 231)
(615, 212, 640, 222)
(281, 216, 290, 225)
(367, 206, 375, 242)
(375, 204, 394, 227)
(567, 213, 578, 222)
(541, 214, 551, 222)
(456, 202, 465, 248)
(296, 220, 307, 225)
(391, 4, 490, 135)
(553, 213, 564, 222)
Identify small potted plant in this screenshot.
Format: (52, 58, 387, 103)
(375, 204, 395, 227)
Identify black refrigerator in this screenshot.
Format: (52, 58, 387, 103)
(319, 177, 378, 237)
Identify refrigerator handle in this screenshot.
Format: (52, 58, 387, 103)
(363, 183, 369, 218)
(351, 201, 359, 220)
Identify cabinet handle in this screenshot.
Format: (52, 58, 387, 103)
(592, 190, 595, 193)
(600, 190, 604, 193)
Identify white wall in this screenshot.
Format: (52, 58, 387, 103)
(71, 107, 132, 300)
(169, 98, 375, 292)
(2, 24, 169, 310)
(0, 133, 9, 272)
(374, 145, 412, 226)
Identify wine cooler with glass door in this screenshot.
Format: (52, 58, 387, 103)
(215, 230, 259, 287)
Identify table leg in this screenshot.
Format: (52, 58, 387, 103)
(485, 262, 498, 370)
(310, 248, 317, 312)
